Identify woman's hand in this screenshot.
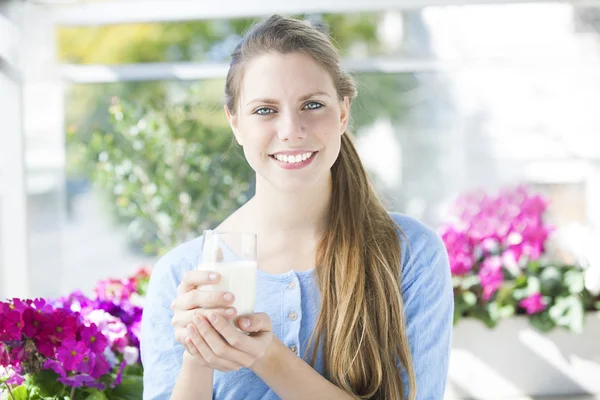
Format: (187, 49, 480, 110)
(170, 270, 239, 354)
(186, 311, 275, 372)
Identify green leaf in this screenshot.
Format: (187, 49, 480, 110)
(527, 276, 541, 293)
(527, 260, 541, 274)
(471, 306, 498, 329)
(540, 266, 562, 294)
(529, 311, 556, 332)
(564, 270, 585, 294)
(549, 295, 585, 333)
(25, 369, 64, 398)
(462, 291, 477, 306)
(84, 390, 109, 400)
(460, 275, 480, 290)
(104, 375, 143, 400)
(11, 385, 28, 400)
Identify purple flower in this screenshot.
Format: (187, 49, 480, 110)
(520, 292, 547, 315)
(57, 339, 88, 371)
(43, 359, 67, 377)
(6, 371, 25, 386)
(58, 373, 97, 388)
(90, 353, 111, 379)
(110, 360, 127, 388)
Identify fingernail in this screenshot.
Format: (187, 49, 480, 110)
(223, 293, 234, 302)
(194, 316, 203, 326)
(209, 313, 218, 323)
(240, 318, 250, 328)
(225, 308, 236, 316)
(209, 273, 219, 281)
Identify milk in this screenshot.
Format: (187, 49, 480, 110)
(198, 260, 257, 316)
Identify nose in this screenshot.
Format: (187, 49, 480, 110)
(277, 110, 307, 142)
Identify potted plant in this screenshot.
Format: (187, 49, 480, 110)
(0, 268, 150, 400)
(441, 185, 600, 398)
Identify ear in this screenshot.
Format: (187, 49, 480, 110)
(339, 96, 350, 136)
(225, 104, 243, 146)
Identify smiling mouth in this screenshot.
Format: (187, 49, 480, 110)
(268, 151, 318, 164)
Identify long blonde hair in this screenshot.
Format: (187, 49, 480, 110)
(225, 15, 416, 400)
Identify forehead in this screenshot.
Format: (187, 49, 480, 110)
(239, 52, 337, 102)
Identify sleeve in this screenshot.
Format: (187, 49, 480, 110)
(400, 223, 454, 400)
(140, 252, 189, 400)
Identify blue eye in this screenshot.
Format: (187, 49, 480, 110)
(254, 107, 275, 116)
(304, 102, 323, 110)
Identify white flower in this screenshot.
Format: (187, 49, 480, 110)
(123, 346, 139, 366)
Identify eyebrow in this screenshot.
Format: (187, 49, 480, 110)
(245, 91, 331, 107)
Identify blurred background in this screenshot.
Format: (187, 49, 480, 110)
(1, 0, 600, 398)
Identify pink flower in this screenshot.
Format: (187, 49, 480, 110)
(478, 256, 504, 301)
(94, 278, 136, 304)
(520, 292, 547, 315)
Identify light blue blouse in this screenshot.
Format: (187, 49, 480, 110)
(140, 212, 454, 399)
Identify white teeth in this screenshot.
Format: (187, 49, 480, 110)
(273, 152, 314, 164)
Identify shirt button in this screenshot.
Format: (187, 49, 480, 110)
(288, 280, 297, 290)
(288, 311, 298, 321)
(289, 345, 298, 355)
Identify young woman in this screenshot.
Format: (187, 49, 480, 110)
(141, 15, 453, 400)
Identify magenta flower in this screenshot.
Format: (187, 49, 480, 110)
(57, 339, 88, 371)
(22, 307, 49, 338)
(48, 311, 78, 342)
(1, 309, 24, 341)
(10, 346, 25, 363)
(81, 324, 108, 354)
(478, 256, 504, 301)
(520, 292, 547, 315)
(85, 310, 129, 353)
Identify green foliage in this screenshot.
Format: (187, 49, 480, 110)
(82, 91, 253, 255)
(454, 261, 599, 333)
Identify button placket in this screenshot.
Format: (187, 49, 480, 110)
(282, 274, 302, 358)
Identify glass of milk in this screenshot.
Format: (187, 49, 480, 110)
(197, 230, 258, 321)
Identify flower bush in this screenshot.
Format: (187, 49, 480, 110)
(0, 267, 150, 400)
(442, 185, 600, 332)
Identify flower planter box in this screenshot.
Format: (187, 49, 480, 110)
(445, 312, 600, 399)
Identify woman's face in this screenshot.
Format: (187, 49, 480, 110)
(226, 52, 349, 192)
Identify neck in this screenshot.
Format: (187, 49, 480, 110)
(247, 174, 332, 238)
